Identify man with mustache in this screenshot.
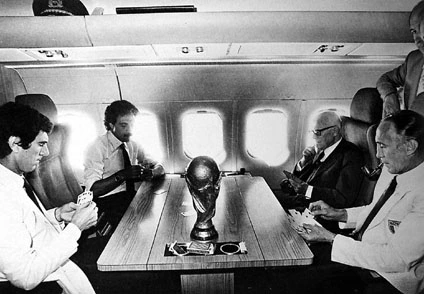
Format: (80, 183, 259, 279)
(83, 100, 165, 230)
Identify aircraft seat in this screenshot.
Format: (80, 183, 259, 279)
(341, 88, 383, 206)
(15, 94, 82, 209)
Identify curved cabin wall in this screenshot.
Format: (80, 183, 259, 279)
(13, 60, 400, 189)
(0, 66, 27, 104)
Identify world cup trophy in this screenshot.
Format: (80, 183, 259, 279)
(185, 156, 222, 242)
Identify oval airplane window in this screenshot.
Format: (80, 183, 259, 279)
(305, 107, 349, 147)
(132, 111, 164, 162)
(57, 111, 97, 176)
(246, 109, 289, 166)
(182, 111, 226, 164)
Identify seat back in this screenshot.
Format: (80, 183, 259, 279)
(341, 88, 383, 206)
(16, 94, 82, 209)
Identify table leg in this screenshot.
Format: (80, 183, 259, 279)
(180, 272, 234, 294)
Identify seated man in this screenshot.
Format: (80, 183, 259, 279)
(83, 100, 165, 229)
(0, 102, 98, 293)
(376, 1, 424, 117)
(286, 110, 424, 294)
(281, 111, 364, 231)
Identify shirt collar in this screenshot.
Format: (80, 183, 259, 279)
(318, 138, 342, 162)
(107, 130, 124, 151)
(396, 159, 424, 191)
(0, 163, 24, 189)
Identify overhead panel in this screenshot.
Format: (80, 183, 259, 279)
(349, 43, 416, 56)
(0, 16, 91, 48)
(152, 44, 230, 59)
(84, 11, 410, 46)
(22, 46, 156, 61)
(0, 49, 36, 62)
(231, 43, 362, 57)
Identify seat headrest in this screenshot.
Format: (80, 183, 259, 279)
(350, 88, 382, 125)
(15, 94, 58, 124)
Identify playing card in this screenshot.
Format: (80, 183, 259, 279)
(77, 191, 93, 205)
(287, 208, 321, 232)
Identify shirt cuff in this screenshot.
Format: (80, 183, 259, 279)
(295, 162, 302, 172)
(63, 223, 82, 242)
(305, 185, 313, 199)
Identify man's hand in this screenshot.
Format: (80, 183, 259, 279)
(383, 93, 400, 118)
(297, 223, 336, 243)
(284, 171, 308, 195)
(309, 200, 347, 222)
(140, 168, 153, 180)
(55, 202, 79, 222)
(299, 146, 316, 167)
(70, 202, 98, 231)
(117, 165, 143, 181)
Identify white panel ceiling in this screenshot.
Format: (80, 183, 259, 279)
(0, 0, 416, 16)
(0, 1, 416, 64)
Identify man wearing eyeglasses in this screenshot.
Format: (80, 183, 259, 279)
(281, 111, 364, 232)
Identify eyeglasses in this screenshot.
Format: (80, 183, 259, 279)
(310, 125, 336, 136)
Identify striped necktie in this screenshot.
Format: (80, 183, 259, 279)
(299, 151, 324, 182)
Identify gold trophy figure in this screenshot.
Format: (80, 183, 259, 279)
(185, 156, 221, 242)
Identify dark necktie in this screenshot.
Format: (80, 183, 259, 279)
(23, 178, 43, 213)
(299, 151, 324, 182)
(120, 143, 135, 193)
(354, 176, 397, 241)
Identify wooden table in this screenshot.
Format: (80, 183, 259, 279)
(97, 175, 313, 293)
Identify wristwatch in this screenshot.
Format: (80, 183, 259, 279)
(114, 174, 124, 183)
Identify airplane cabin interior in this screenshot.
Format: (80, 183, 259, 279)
(0, 0, 420, 293)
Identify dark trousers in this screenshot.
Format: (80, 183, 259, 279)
(95, 191, 135, 229)
(270, 242, 402, 294)
(71, 191, 179, 293)
(73, 190, 135, 267)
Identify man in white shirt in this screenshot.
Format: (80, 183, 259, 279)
(0, 102, 98, 293)
(83, 100, 165, 229)
(285, 110, 424, 294)
(281, 111, 364, 231)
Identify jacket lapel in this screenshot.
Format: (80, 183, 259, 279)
(408, 53, 424, 109)
(366, 189, 404, 231)
(308, 140, 345, 182)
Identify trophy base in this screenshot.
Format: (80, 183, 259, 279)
(190, 225, 218, 242)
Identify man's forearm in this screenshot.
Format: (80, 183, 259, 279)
(383, 93, 401, 116)
(90, 173, 124, 198)
(335, 208, 348, 222)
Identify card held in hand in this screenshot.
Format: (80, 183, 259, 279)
(77, 191, 93, 205)
(287, 208, 321, 233)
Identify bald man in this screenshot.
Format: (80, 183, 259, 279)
(281, 111, 364, 231)
(377, 1, 424, 117)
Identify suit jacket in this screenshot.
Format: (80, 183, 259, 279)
(332, 165, 424, 294)
(377, 49, 424, 111)
(293, 139, 365, 209)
